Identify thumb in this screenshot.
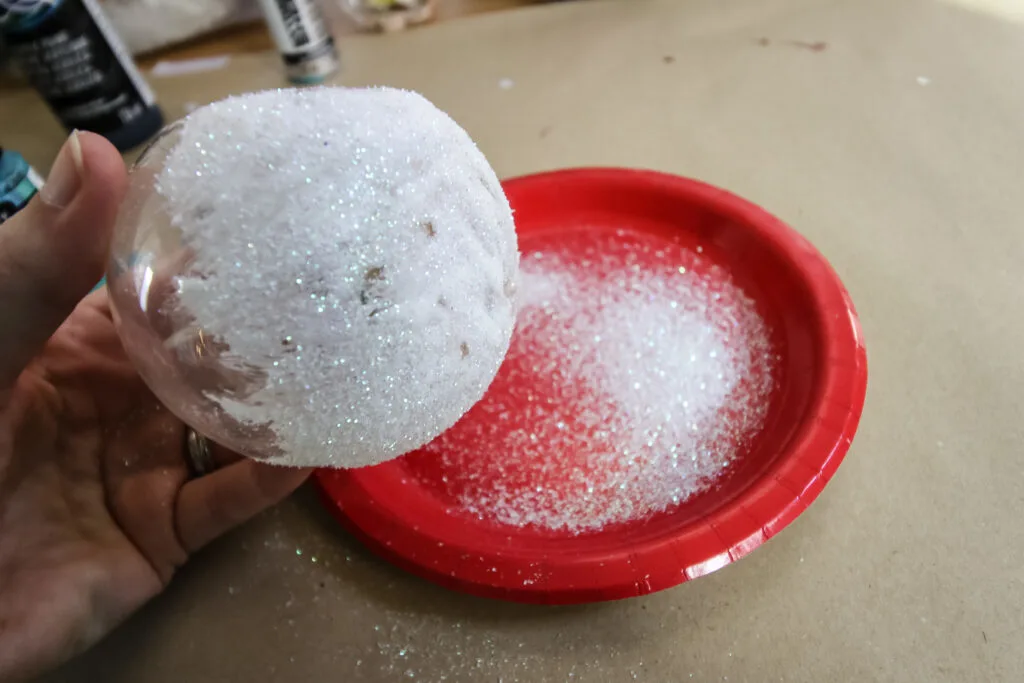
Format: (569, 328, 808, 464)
(0, 131, 128, 388)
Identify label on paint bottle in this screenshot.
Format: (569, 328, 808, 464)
(1, 0, 163, 150)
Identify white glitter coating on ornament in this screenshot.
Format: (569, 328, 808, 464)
(107, 87, 518, 468)
(417, 233, 776, 532)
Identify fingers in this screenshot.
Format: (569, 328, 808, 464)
(105, 405, 191, 583)
(0, 131, 128, 388)
(175, 459, 312, 552)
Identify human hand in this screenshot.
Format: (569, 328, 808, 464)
(0, 132, 311, 681)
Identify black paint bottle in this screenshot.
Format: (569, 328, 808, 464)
(1, 0, 163, 151)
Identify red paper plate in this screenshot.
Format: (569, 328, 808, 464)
(315, 168, 867, 605)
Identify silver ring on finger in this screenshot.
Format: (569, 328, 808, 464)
(185, 427, 216, 478)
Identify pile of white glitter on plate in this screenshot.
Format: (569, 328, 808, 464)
(419, 232, 777, 532)
(150, 87, 518, 468)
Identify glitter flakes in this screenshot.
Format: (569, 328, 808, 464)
(416, 232, 776, 532)
(146, 87, 518, 468)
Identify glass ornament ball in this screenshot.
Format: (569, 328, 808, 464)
(105, 121, 277, 461)
(105, 89, 519, 468)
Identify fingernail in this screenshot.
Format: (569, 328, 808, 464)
(40, 130, 84, 209)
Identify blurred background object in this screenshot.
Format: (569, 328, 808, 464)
(0, 146, 43, 224)
(0, 0, 547, 153)
(0, 0, 164, 151)
(256, 0, 339, 83)
(1, 1, 551, 77)
(95, 0, 550, 56)
(338, 0, 437, 32)
(101, 0, 262, 55)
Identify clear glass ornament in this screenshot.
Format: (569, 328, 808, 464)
(106, 86, 519, 469)
(107, 122, 277, 461)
